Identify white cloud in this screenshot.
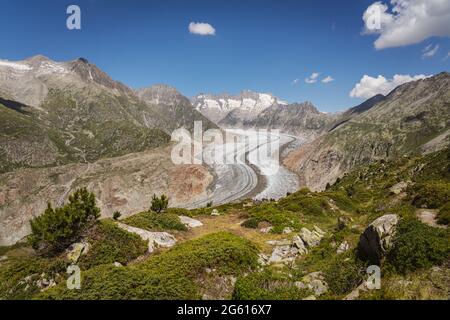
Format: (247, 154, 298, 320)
(322, 76, 334, 83)
(350, 74, 431, 99)
(189, 22, 216, 36)
(305, 72, 320, 84)
(291, 79, 299, 85)
(362, 0, 450, 49)
(422, 44, 440, 58)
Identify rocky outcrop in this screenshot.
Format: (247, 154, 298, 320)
(357, 214, 399, 264)
(116, 223, 177, 253)
(299, 226, 325, 247)
(266, 226, 326, 264)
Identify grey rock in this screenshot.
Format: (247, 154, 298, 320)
(299, 227, 325, 247)
(357, 214, 399, 264)
(389, 181, 410, 195)
(269, 245, 299, 263)
(179, 215, 203, 228)
(117, 222, 176, 253)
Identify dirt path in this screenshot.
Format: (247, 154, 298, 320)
(416, 209, 446, 229)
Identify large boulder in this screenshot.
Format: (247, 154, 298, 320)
(357, 214, 399, 264)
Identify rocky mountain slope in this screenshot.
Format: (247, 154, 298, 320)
(284, 72, 450, 191)
(242, 101, 336, 138)
(192, 91, 287, 124)
(135, 84, 217, 132)
(0, 56, 213, 172)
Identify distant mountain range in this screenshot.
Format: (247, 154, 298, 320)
(0, 56, 216, 172)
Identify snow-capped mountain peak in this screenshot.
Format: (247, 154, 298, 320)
(191, 91, 286, 123)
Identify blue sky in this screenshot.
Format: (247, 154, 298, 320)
(1, 0, 449, 112)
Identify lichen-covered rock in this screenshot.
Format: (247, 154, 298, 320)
(389, 181, 410, 195)
(66, 242, 90, 263)
(299, 226, 325, 247)
(357, 214, 399, 264)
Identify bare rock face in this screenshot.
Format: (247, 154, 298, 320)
(357, 214, 399, 265)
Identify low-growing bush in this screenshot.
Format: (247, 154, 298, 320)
(437, 202, 450, 225)
(123, 211, 187, 231)
(233, 269, 310, 300)
(247, 204, 301, 232)
(0, 256, 68, 300)
(410, 181, 450, 209)
(324, 255, 365, 296)
(241, 218, 259, 229)
(387, 219, 449, 274)
(78, 220, 148, 269)
(39, 232, 258, 300)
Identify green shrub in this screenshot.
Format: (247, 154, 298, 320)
(39, 232, 258, 300)
(241, 218, 259, 229)
(324, 255, 365, 295)
(410, 181, 450, 209)
(150, 194, 169, 213)
(28, 188, 100, 254)
(123, 211, 187, 231)
(247, 204, 301, 232)
(437, 202, 450, 225)
(387, 219, 449, 274)
(233, 269, 310, 300)
(324, 191, 359, 212)
(78, 220, 148, 269)
(112, 211, 121, 220)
